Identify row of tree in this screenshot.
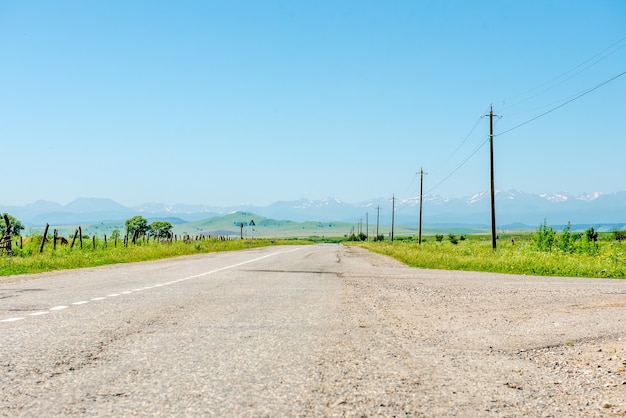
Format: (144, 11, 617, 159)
(124, 216, 173, 241)
(0, 213, 172, 242)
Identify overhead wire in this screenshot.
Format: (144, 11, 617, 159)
(500, 36, 626, 112)
(423, 71, 624, 195)
(426, 135, 490, 194)
(429, 112, 485, 175)
(498, 70, 626, 137)
(420, 36, 626, 195)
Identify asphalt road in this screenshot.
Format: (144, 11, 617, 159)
(1, 244, 625, 417)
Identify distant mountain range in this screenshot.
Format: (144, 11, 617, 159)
(1, 190, 625, 229)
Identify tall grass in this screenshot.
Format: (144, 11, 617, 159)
(353, 238, 626, 279)
(0, 237, 309, 277)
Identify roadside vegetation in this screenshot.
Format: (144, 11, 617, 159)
(352, 226, 626, 279)
(3, 211, 625, 279)
(1, 213, 313, 277)
(0, 236, 311, 277)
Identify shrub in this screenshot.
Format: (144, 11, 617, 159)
(533, 220, 555, 252)
(435, 234, 444, 242)
(614, 230, 626, 242)
(557, 222, 575, 254)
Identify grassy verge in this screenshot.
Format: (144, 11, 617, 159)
(351, 238, 626, 279)
(0, 238, 311, 277)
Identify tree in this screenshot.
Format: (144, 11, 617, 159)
(149, 221, 173, 240)
(1, 213, 24, 236)
(125, 216, 149, 238)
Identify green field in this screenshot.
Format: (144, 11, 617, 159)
(351, 232, 626, 279)
(5, 212, 626, 279)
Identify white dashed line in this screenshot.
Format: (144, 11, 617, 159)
(1, 317, 24, 323)
(1, 247, 303, 324)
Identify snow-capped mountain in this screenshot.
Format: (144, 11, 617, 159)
(2, 191, 625, 227)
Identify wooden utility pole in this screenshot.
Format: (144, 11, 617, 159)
(418, 167, 427, 245)
(487, 105, 499, 250)
(365, 212, 369, 241)
(376, 206, 380, 241)
(391, 195, 395, 242)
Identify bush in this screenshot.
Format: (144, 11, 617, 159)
(533, 220, 555, 252)
(577, 228, 599, 255)
(614, 230, 626, 242)
(557, 222, 575, 254)
(435, 234, 444, 242)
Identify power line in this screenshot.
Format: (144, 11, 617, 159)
(431, 113, 485, 175)
(500, 36, 626, 110)
(425, 135, 489, 194)
(498, 71, 626, 137)
(425, 70, 624, 194)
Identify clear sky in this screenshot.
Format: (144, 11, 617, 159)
(1, 1, 624, 207)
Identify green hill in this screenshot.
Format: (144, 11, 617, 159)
(24, 211, 490, 240)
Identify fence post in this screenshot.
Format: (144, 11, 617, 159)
(53, 229, 58, 250)
(79, 226, 83, 249)
(70, 229, 78, 248)
(92, 235, 96, 249)
(39, 224, 49, 253)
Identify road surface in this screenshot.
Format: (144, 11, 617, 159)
(1, 244, 625, 416)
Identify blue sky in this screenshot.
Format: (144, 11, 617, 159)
(1, 1, 624, 207)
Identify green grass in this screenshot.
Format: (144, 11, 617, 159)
(351, 237, 626, 279)
(5, 228, 625, 279)
(0, 237, 312, 277)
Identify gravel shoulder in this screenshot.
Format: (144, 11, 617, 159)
(315, 246, 626, 417)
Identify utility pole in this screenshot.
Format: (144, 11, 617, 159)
(418, 167, 427, 245)
(484, 105, 500, 250)
(376, 206, 380, 241)
(366, 212, 369, 241)
(391, 195, 395, 242)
